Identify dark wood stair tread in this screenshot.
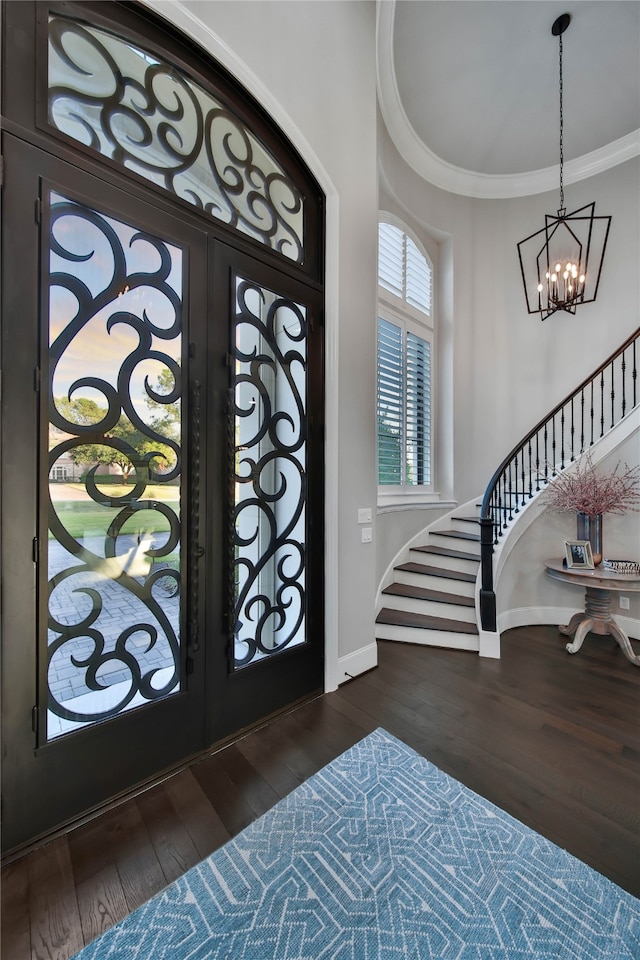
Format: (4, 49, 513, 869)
(396, 562, 476, 583)
(376, 607, 478, 634)
(432, 529, 481, 542)
(382, 582, 475, 606)
(452, 515, 481, 524)
(412, 544, 479, 562)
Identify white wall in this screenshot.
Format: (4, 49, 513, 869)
(375, 502, 452, 589)
(378, 118, 640, 587)
(145, 1, 380, 686)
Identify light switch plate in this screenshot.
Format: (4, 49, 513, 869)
(357, 508, 372, 524)
(361, 527, 372, 543)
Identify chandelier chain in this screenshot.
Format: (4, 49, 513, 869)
(558, 30, 564, 212)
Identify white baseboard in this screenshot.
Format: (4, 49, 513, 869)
(498, 606, 640, 641)
(615, 615, 640, 641)
(498, 606, 575, 633)
(337, 642, 378, 685)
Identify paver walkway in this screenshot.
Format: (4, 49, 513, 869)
(47, 535, 179, 708)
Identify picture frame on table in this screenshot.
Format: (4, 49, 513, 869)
(564, 540, 594, 570)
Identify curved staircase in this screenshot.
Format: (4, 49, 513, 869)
(376, 327, 639, 655)
(375, 511, 482, 651)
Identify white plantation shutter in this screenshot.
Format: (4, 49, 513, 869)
(406, 237, 432, 316)
(377, 318, 403, 484)
(377, 220, 434, 489)
(406, 332, 431, 485)
(378, 224, 432, 317)
(378, 223, 404, 298)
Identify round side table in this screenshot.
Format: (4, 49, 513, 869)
(544, 559, 640, 666)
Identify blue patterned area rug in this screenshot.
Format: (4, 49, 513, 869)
(73, 728, 640, 959)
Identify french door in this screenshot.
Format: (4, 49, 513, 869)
(1, 135, 323, 851)
(206, 246, 324, 742)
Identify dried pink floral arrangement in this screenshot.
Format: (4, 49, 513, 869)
(542, 453, 640, 516)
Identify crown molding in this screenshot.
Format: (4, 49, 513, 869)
(376, 1, 640, 200)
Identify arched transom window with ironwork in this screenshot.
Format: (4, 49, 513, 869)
(47, 12, 306, 261)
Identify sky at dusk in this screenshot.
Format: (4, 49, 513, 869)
(49, 191, 183, 421)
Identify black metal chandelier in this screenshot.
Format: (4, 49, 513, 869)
(517, 13, 612, 321)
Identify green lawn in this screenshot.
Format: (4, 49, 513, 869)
(49, 486, 180, 540)
(52, 481, 180, 500)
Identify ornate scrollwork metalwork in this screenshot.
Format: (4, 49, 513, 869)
(232, 278, 307, 668)
(46, 191, 183, 737)
(47, 15, 304, 262)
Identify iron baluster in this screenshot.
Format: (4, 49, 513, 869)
(528, 440, 533, 499)
(590, 380, 595, 445)
(501, 475, 508, 530)
(535, 431, 541, 491)
(600, 369, 605, 437)
(560, 406, 565, 469)
(570, 397, 575, 460)
(621, 350, 626, 417)
(610, 360, 615, 429)
(551, 415, 557, 474)
(633, 340, 637, 408)
(544, 424, 549, 481)
(513, 454, 519, 513)
(580, 389, 585, 453)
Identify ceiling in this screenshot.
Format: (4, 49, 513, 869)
(378, 1, 640, 198)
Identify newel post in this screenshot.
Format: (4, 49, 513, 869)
(479, 517, 496, 632)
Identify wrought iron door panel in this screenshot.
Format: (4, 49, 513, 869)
(45, 190, 185, 741)
(232, 278, 307, 668)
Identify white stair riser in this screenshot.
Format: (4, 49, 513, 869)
(381, 593, 476, 622)
(375, 623, 479, 651)
(448, 517, 481, 533)
(429, 533, 481, 555)
(395, 569, 476, 597)
(408, 549, 478, 574)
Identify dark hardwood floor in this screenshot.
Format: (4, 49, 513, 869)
(3, 625, 639, 959)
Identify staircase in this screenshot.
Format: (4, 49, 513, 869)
(375, 511, 482, 651)
(376, 326, 640, 654)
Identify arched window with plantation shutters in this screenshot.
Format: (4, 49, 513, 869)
(377, 220, 434, 493)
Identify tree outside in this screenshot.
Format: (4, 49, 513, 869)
(54, 369, 180, 484)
